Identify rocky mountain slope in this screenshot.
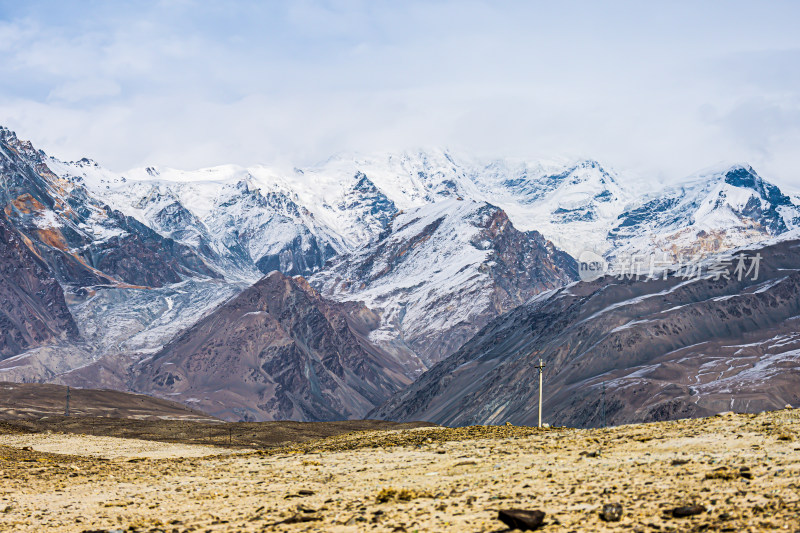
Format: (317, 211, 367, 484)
(0, 126, 218, 292)
(0, 127, 243, 385)
(0, 212, 79, 358)
(372, 238, 800, 427)
(132, 271, 412, 421)
(312, 199, 578, 369)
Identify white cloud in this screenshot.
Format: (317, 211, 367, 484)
(48, 78, 122, 102)
(0, 1, 798, 192)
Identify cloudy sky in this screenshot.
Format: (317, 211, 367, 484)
(1, 0, 798, 189)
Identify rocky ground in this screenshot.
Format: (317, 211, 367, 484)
(1, 409, 799, 532)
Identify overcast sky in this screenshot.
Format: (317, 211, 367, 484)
(1, 0, 798, 190)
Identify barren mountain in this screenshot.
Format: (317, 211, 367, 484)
(0, 382, 218, 421)
(373, 238, 800, 427)
(0, 213, 79, 358)
(133, 271, 412, 421)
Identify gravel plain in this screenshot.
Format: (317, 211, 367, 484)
(1, 409, 799, 532)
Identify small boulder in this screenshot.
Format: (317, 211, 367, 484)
(497, 509, 545, 530)
(671, 504, 706, 518)
(600, 503, 623, 522)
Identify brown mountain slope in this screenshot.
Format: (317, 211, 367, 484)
(373, 238, 800, 427)
(0, 212, 79, 359)
(133, 271, 412, 421)
(0, 382, 217, 421)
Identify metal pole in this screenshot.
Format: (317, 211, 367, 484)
(537, 358, 545, 428)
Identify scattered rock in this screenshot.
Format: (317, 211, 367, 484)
(497, 509, 545, 530)
(739, 466, 753, 479)
(705, 467, 737, 480)
(376, 487, 433, 502)
(600, 503, 623, 522)
(671, 504, 706, 518)
(298, 489, 315, 496)
(580, 450, 599, 458)
(784, 404, 793, 409)
(272, 513, 322, 525)
(671, 458, 691, 466)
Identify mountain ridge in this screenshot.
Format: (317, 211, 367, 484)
(3, 124, 800, 425)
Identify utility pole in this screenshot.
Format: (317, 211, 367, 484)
(65, 386, 70, 417)
(601, 381, 606, 428)
(536, 359, 546, 428)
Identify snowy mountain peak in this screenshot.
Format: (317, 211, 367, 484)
(312, 198, 578, 368)
(722, 165, 793, 206)
(609, 163, 800, 263)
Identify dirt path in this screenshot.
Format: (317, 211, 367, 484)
(1, 409, 799, 532)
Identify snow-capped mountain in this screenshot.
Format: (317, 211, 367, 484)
(296, 150, 636, 258)
(37, 139, 800, 284)
(608, 164, 800, 264)
(47, 161, 339, 281)
(51, 148, 637, 273)
(312, 199, 579, 370)
(0, 126, 244, 384)
(0, 127, 218, 290)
